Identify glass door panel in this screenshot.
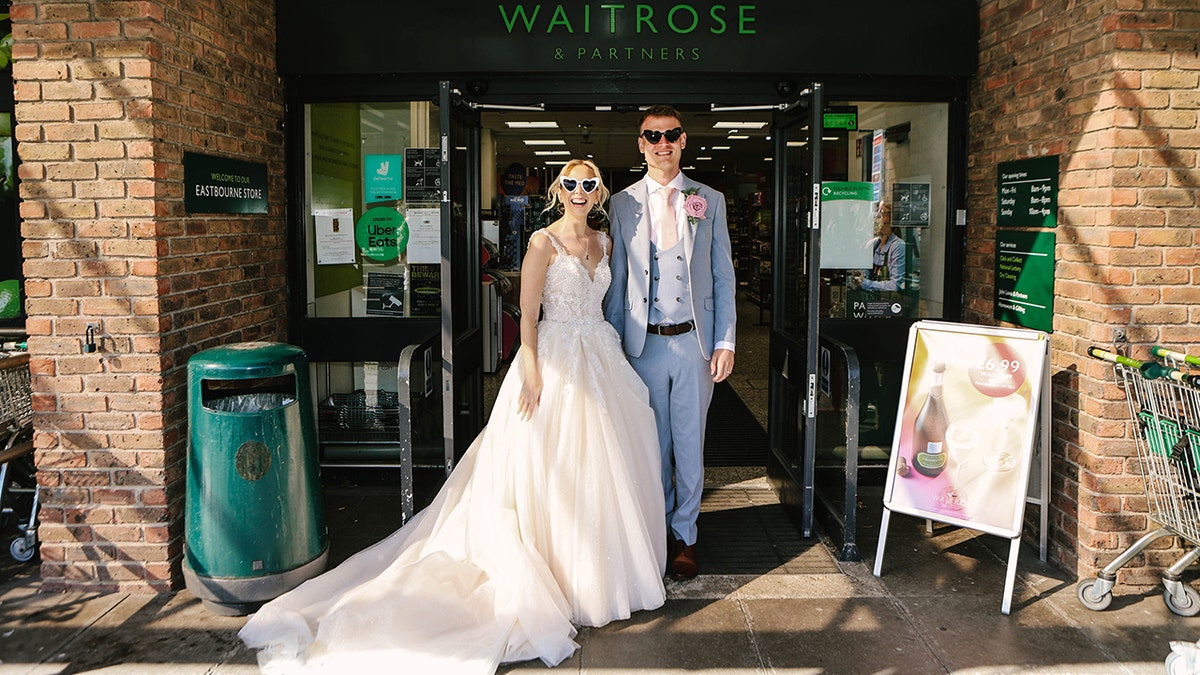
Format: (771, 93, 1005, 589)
(440, 82, 484, 467)
(299, 101, 442, 361)
(766, 83, 822, 538)
(818, 101, 951, 323)
(296, 99, 448, 477)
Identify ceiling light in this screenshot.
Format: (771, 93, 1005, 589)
(727, 134, 750, 140)
(786, 141, 808, 147)
(524, 139, 567, 146)
(822, 136, 839, 141)
(506, 121, 559, 128)
(594, 106, 612, 111)
(534, 150, 571, 156)
(696, 156, 713, 161)
(712, 145, 731, 150)
(545, 160, 568, 166)
(763, 157, 774, 161)
(713, 121, 768, 129)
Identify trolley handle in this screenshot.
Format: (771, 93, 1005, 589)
(1087, 346, 1190, 384)
(1150, 345, 1200, 368)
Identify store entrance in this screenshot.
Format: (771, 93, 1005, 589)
(475, 93, 822, 536)
(288, 91, 810, 560)
(479, 105, 789, 441)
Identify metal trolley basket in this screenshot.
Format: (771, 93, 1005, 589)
(1077, 346, 1200, 616)
(0, 349, 38, 563)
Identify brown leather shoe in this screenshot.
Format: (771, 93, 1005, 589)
(670, 543, 698, 580)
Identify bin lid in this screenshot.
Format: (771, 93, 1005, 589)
(188, 341, 307, 380)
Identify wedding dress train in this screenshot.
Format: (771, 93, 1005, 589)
(239, 229, 666, 673)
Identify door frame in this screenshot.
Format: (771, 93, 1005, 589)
(440, 82, 486, 468)
(764, 84, 823, 537)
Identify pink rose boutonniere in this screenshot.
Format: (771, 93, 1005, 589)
(681, 189, 708, 225)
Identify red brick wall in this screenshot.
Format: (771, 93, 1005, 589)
(968, 0, 1200, 583)
(12, 0, 285, 592)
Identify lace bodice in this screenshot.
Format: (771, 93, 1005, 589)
(536, 229, 610, 324)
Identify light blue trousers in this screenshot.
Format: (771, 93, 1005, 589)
(630, 332, 714, 546)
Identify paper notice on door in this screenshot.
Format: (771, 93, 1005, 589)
(314, 208, 357, 265)
(406, 207, 441, 264)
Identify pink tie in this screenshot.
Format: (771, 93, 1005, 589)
(657, 187, 677, 249)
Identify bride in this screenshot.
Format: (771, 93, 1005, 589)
(238, 159, 667, 673)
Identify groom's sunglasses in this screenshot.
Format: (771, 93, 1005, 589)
(640, 127, 684, 144)
(559, 176, 600, 194)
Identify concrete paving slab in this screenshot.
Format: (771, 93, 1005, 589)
(0, 589, 127, 667)
(1036, 583, 1200, 668)
(574, 599, 763, 672)
(902, 592, 1125, 672)
(1, 589, 255, 675)
(744, 596, 945, 675)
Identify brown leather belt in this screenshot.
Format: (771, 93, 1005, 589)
(648, 321, 695, 336)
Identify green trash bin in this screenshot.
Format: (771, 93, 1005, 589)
(182, 341, 328, 616)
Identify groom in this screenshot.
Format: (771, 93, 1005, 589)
(605, 105, 737, 580)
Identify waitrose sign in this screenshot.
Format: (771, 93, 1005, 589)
(278, 0, 979, 77)
(498, 3, 756, 63)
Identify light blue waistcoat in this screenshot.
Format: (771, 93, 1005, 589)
(647, 240, 693, 326)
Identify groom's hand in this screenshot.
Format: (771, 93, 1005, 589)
(711, 349, 735, 383)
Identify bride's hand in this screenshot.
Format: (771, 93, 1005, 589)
(518, 374, 542, 421)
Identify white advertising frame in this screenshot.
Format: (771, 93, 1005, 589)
(873, 320, 1051, 614)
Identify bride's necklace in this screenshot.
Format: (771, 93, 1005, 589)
(572, 233, 590, 261)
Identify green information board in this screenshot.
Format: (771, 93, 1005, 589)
(183, 152, 268, 214)
(994, 230, 1055, 333)
(997, 156, 1058, 228)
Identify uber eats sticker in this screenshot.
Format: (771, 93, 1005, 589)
(356, 207, 409, 262)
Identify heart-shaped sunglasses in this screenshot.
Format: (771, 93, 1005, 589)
(559, 176, 600, 194)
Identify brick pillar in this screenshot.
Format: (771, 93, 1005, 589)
(968, 1, 1200, 583)
(12, 0, 285, 592)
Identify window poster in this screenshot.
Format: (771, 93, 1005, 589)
(882, 321, 1048, 538)
(313, 208, 357, 265)
(405, 207, 441, 264)
(355, 207, 408, 262)
(408, 264, 440, 317)
(364, 154, 403, 203)
(891, 182, 931, 227)
(365, 272, 406, 316)
(819, 181, 874, 270)
(404, 148, 441, 203)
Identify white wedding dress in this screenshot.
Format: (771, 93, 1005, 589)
(239, 229, 667, 674)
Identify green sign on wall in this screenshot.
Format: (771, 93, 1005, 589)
(184, 152, 268, 214)
(994, 229, 1055, 333)
(997, 156, 1058, 228)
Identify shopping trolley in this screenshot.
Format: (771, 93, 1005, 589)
(1076, 346, 1200, 616)
(0, 346, 37, 563)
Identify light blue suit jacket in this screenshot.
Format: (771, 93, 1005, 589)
(604, 176, 737, 360)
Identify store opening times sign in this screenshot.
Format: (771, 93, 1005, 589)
(997, 156, 1058, 228)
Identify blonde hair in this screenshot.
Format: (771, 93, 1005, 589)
(543, 159, 610, 217)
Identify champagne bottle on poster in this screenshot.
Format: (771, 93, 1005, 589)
(912, 362, 950, 477)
